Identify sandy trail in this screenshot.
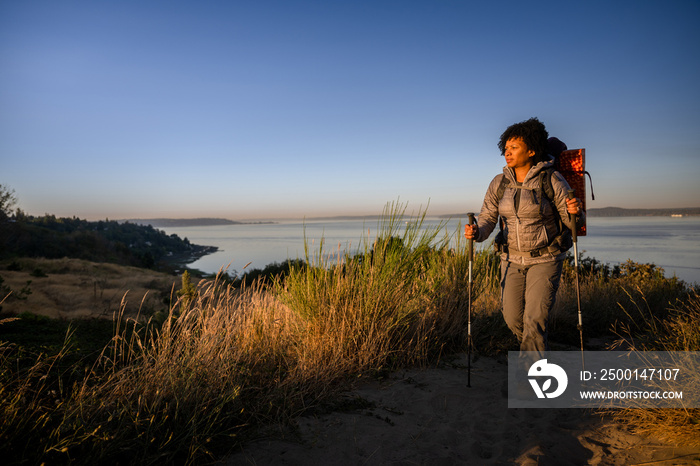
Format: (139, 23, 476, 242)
(225, 354, 699, 465)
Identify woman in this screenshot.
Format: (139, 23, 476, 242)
(464, 117, 583, 357)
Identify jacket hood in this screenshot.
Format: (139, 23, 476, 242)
(503, 155, 554, 183)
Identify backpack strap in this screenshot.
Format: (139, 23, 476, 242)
(539, 167, 568, 238)
(585, 170, 595, 200)
(494, 168, 571, 253)
(496, 168, 555, 215)
(541, 167, 556, 204)
(496, 175, 508, 201)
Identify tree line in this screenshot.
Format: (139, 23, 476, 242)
(0, 183, 214, 271)
(1, 212, 213, 271)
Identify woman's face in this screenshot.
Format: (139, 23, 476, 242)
(504, 137, 535, 170)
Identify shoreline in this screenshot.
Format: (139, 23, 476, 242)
(126, 208, 700, 226)
(167, 216, 700, 285)
(166, 244, 220, 274)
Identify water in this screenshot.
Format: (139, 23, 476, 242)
(573, 217, 700, 284)
(161, 216, 700, 285)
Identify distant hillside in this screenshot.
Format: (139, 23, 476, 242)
(442, 207, 700, 219)
(307, 215, 383, 221)
(587, 207, 700, 217)
(125, 218, 239, 227)
(125, 218, 275, 227)
(0, 214, 216, 271)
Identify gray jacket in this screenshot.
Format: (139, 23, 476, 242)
(474, 157, 585, 266)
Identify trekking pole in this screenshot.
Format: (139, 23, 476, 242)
(467, 213, 475, 387)
(568, 190, 585, 368)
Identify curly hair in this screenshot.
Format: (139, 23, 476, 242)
(497, 117, 549, 163)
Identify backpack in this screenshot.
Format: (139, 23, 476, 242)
(493, 143, 594, 255)
(556, 147, 594, 236)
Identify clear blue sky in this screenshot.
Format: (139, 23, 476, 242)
(2, 0, 699, 220)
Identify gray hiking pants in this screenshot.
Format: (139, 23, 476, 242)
(500, 259, 563, 358)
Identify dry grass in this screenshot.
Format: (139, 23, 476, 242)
(1, 205, 696, 464)
(1, 277, 296, 464)
(0, 257, 177, 318)
(279, 201, 493, 366)
(0, 203, 484, 464)
(602, 291, 700, 447)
